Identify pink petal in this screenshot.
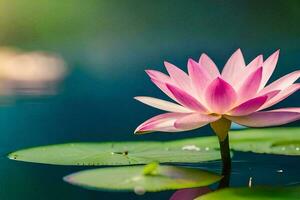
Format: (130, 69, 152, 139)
(188, 58, 212, 97)
(199, 53, 220, 78)
(259, 70, 300, 94)
(150, 78, 177, 101)
(146, 69, 171, 84)
(229, 96, 268, 116)
(259, 50, 280, 90)
(164, 61, 193, 93)
(275, 107, 300, 112)
(134, 113, 188, 134)
(263, 90, 281, 100)
(237, 67, 263, 102)
(146, 70, 178, 101)
(234, 55, 263, 90)
(134, 96, 192, 113)
(259, 83, 300, 110)
(166, 84, 208, 112)
(174, 113, 220, 130)
(146, 70, 194, 105)
(221, 49, 246, 84)
(225, 108, 300, 127)
(205, 77, 237, 113)
(170, 187, 211, 200)
(246, 55, 264, 73)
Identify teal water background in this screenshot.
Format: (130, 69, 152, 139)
(0, 0, 299, 199)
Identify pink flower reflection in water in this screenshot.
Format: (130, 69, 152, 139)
(170, 187, 211, 200)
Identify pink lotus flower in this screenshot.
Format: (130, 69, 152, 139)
(134, 49, 300, 139)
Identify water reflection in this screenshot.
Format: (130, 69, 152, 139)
(170, 187, 211, 200)
(0, 47, 66, 96)
(169, 151, 300, 199)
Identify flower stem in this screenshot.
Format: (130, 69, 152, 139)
(210, 118, 232, 189)
(217, 134, 231, 189)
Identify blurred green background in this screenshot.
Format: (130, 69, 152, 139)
(0, 0, 299, 199)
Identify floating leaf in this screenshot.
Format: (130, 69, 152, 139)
(168, 127, 300, 156)
(229, 127, 300, 156)
(64, 163, 222, 192)
(195, 186, 300, 200)
(8, 127, 300, 166)
(8, 141, 220, 166)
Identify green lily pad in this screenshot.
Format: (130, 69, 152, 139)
(8, 127, 300, 166)
(8, 141, 220, 166)
(229, 127, 300, 156)
(195, 186, 300, 200)
(64, 163, 222, 192)
(169, 127, 300, 156)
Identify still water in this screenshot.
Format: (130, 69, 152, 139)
(1, 150, 299, 199)
(0, 1, 300, 199)
(0, 57, 298, 199)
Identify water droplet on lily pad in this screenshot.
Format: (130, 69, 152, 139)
(182, 145, 200, 151)
(270, 140, 300, 156)
(134, 186, 146, 195)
